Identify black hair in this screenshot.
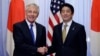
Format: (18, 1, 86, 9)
(60, 3, 74, 14)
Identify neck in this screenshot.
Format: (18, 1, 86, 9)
(63, 20, 71, 23)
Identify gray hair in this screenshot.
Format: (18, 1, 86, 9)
(25, 3, 39, 13)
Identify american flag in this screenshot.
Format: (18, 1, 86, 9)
(47, 0, 65, 55)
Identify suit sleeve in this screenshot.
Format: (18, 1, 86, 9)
(13, 24, 37, 54)
(41, 26, 46, 46)
(79, 26, 87, 56)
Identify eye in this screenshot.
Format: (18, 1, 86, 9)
(28, 10, 32, 13)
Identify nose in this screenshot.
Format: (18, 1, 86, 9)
(31, 12, 34, 15)
(64, 12, 68, 15)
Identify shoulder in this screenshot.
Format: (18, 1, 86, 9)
(72, 21, 85, 31)
(13, 20, 26, 28)
(35, 22, 46, 29)
(73, 21, 84, 28)
(55, 23, 62, 27)
(53, 23, 62, 30)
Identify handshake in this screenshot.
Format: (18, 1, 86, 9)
(37, 46, 48, 55)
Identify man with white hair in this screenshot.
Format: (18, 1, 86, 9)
(13, 3, 46, 56)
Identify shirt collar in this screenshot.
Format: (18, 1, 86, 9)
(63, 20, 72, 27)
(25, 19, 36, 28)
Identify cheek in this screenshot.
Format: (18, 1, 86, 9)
(61, 13, 65, 17)
(34, 14, 38, 18)
(34, 14, 38, 17)
(26, 13, 31, 17)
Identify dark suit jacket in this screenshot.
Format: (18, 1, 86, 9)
(48, 21, 87, 56)
(13, 20, 46, 56)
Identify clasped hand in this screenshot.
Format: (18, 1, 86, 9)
(37, 46, 48, 55)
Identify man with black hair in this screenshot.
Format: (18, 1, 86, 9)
(47, 3, 87, 56)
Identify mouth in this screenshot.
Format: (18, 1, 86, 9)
(30, 15, 34, 18)
(28, 16, 35, 19)
(63, 15, 69, 18)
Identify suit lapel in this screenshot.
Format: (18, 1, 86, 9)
(22, 20, 33, 44)
(23, 21, 41, 45)
(35, 23, 41, 45)
(57, 23, 63, 44)
(64, 21, 76, 44)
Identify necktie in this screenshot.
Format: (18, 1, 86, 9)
(30, 24, 35, 44)
(62, 24, 67, 43)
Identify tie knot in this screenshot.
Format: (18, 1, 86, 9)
(30, 24, 33, 27)
(64, 24, 67, 28)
